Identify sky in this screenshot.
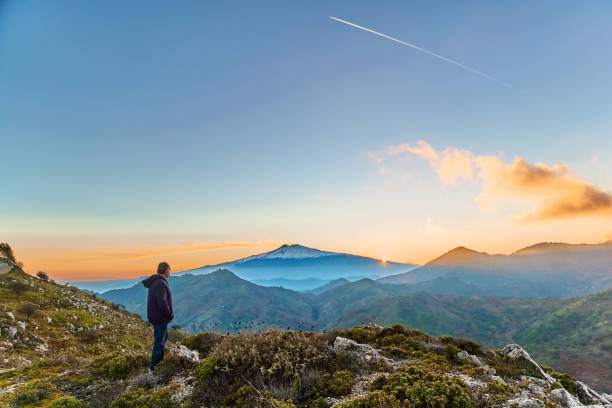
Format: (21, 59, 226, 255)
(1, 1, 612, 280)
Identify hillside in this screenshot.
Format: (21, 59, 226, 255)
(100, 270, 612, 391)
(0, 266, 152, 406)
(379, 242, 612, 298)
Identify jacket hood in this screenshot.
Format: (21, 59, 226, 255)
(142, 274, 167, 288)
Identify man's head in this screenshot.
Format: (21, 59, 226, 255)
(157, 262, 171, 278)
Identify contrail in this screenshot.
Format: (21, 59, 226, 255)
(330, 16, 511, 88)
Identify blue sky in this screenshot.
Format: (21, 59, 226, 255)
(1, 1, 612, 278)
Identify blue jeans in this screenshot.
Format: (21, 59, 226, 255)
(150, 324, 168, 370)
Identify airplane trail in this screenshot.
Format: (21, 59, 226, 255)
(330, 16, 511, 88)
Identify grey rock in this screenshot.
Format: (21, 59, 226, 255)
(6, 312, 14, 321)
(16, 321, 26, 330)
(332, 336, 393, 366)
(500, 344, 554, 383)
(2, 327, 17, 339)
(169, 345, 200, 364)
(550, 388, 583, 408)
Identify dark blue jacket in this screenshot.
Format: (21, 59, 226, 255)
(142, 274, 174, 326)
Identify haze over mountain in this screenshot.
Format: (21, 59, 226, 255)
(71, 244, 417, 292)
(379, 242, 612, 297)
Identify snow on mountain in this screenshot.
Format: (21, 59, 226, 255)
(237, 244, 335, 262)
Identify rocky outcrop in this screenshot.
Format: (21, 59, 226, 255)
(332, 336, 395, 366)
(501, 344, 555, 383)
(169, 345, 200, 364)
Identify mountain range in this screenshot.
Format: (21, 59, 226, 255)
(379, 242, 612, 297)
(102, 267, 612, 392)
(71, 244, 417, 292)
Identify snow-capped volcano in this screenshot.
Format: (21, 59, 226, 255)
(238, 244, 335, 262)
(178, 244, 417, 283)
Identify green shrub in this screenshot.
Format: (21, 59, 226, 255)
(90, 352, 147, 380)
(327, 370, 354, 397)
(194, 358, 219, 382)
(209, 330, 329, 381)
(181, 332, 223, 357)
(11, 380, 56, 407)
(49, 395, 84, 408)
(337, 390, 399, 408)
(371, 367, 472, 408)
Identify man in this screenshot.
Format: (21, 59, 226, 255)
(143, 261, 174, 371)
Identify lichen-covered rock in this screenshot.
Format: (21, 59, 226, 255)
(170, 345, 200, 364)
(16, 321, 26, 330)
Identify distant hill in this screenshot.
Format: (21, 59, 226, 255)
(103, 269, 317, 333)
(305, 278, 350, 294)
(71, 244, 417, 292)
(252, 277, 327, 291)
(379, 242, 612, 297)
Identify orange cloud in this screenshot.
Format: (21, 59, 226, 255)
(370, 141, 612, 220)
(370, 141, 473, 184)
(57, 241, 278, 262)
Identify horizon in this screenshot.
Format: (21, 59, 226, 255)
(38, 238, 612, 282)
(2, 1, 612, 280)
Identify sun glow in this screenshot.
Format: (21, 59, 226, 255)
(382, 258, 387, 263)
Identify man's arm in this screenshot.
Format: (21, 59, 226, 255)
(154, 283, 173, 322)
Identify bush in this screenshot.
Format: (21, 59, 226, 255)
(110, 386, 179, 408)
(337, 390, 399, 408)
(11, 380, 56, 406)
(209, 330, 329, 381)
(36, 271, 50, 282)
(194, 358, 219, 382)
(17, 301, 39, 321)
(90, 352, 148, 380)
(371, 367, 472, 408)
(8, 280, 29, 295)
(181, 332, 223, 357)
(0, 242, 16, 263)
(327, 370, 354, 397)
(49, 396, 84, 408)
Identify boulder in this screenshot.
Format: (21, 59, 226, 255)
(550, 388, 582, 408)
(169, 345, 200, 364)
(6, 312, 14, 321)
(457, 350, 482, 366)
(2, 327, 17, 339)
(16, 321, 26, 330)
(575, 381, 612, 405)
